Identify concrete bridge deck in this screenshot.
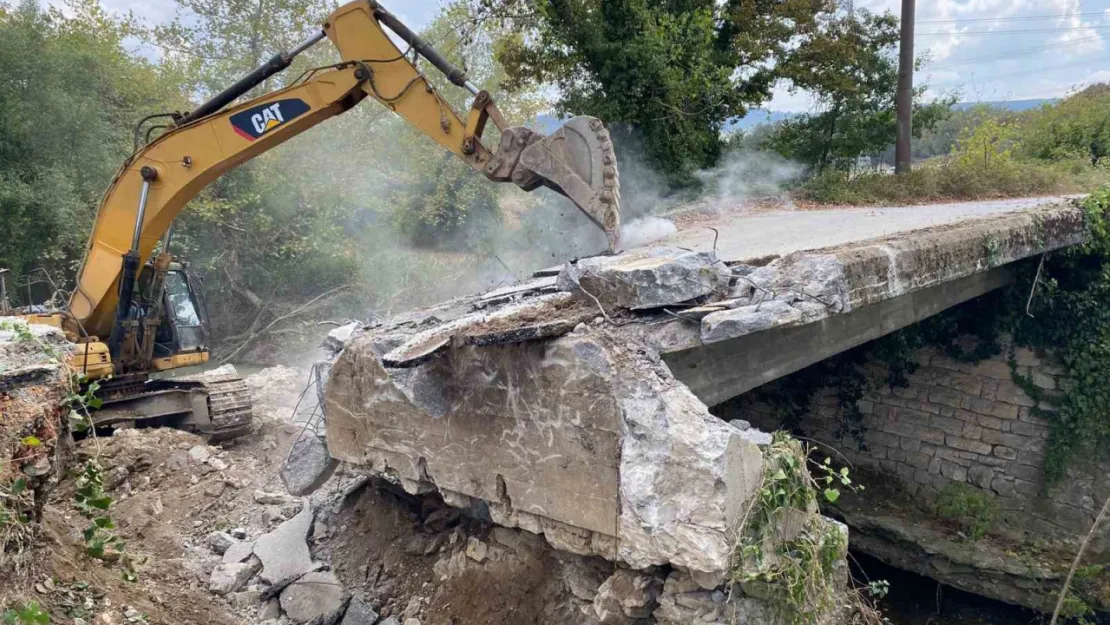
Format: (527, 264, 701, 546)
(322, 197, 1087, 598)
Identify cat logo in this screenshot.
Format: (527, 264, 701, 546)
(230, 98, 311, 141)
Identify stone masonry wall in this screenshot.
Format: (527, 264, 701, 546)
(732, 341, 1109, 546)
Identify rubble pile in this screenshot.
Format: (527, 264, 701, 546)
(320, 247, 852, 624)
(0, 318, 73, 524)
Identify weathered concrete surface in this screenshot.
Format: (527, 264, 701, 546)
(654, 195, 1080, 262)
(326, 326, 764, 582)
(660, 203, 1085, 403)
(323, 200, 1086, 601)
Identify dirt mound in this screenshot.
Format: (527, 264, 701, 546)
(1, 318, 71, 541)
(0, 417, 304, 624)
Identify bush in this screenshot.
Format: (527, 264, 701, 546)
(798, 158, 1101, 205)
(935, 482, 998, 541)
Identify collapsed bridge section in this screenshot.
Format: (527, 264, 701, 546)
(323, 201, 1085, 600)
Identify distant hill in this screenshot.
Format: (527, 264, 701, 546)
(536, 98, 1059, 135)
(953, 98, 1056, 112)
(724, 98, 1058, 132)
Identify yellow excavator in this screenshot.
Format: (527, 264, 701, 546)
(6, 0, 621, 440)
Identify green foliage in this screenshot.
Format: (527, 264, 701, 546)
(72, 460, 139, 580)
(765, 11, 953, 172)
(800, 86, 1110, 205)
(485, 0, 862, 186)
(1006, 188, 1110, 483)
(798, 157, 1097, 205)
(0, 0, 184, 285)
(1, 602, 49, 625)
(1022, 85, 1110, 166)
(935, 482, 998, 541)
(732, 435, 862, 625)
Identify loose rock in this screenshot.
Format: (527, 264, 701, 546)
(254, 500, 315, 584)
(205, 531, 236, 555)
(209, 560, 261, 595)
(340, 595, 378, 625)
(188, 445, 212, 464)
(280, 433, 338, 496)
(592, 569, 663, 624)
(279, 571, 349, 624)
(222, 540, 255, 565)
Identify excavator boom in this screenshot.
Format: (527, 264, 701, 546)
(69, 0, 622, 340)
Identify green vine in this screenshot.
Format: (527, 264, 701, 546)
(732, 434, 864, 625)
(1004, 188, 1110, 482)
(748, 190, 1110, 484)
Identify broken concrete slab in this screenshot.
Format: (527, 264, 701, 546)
(281, 434, 339, 497)
(209, 559, 261, 595)
(279, 570, 349, 624)
(222, 540, 254, 565)
(558, 247, 729, 310)
(254, 499, 314, 584)
(321, 200, 1085, 617)
(326, 326, 764, 582)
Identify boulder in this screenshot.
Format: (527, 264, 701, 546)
(281, 434, 338, 496)
(279, 571, 349, 624)
(592, 569, 663, 624)
(254, 499, 315, 584)
(209, 560, 261, 595)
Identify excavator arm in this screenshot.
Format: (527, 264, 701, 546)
(70, 0, 621, 343)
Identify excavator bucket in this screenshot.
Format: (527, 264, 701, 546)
(490, 116, 622, 252)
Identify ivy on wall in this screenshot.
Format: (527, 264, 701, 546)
(1008, 188, 1110, 482)
(730, 189, 1110, 484)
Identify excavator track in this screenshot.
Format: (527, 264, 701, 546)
(172, 369, 254, 442)
(193, 374, 253, 441)
(90, 368, 254, 442)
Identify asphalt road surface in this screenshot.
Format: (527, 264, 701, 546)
(653, 196, 1079, 262)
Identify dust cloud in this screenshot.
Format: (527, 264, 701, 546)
(280, 115, 800, 319)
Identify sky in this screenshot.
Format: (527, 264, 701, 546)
(64, 0, 1110, 113)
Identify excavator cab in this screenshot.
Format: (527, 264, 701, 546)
(152, 264, 210, 363)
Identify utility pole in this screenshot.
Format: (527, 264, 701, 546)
(895, 0, 915, 174)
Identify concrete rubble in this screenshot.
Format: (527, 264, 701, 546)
(322, 203, 1084, 598)
(281, 433, 339, 496)
(254, 500, 316, 584)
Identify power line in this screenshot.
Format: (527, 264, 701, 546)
(954, 57, 1103, 84)
(927, 35, 1103, 69)
(919, 25, 1110, 35)
(918, 11, 1106, 24)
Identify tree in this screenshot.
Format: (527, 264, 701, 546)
(476, 0, 836, 186)
(0, 0, 184, 292)
(150, 0, 335, 98)
(763, 11, 953, 172)
(1021, 84, 1110, 166)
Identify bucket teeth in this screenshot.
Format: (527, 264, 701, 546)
(518, 116, 622, 252)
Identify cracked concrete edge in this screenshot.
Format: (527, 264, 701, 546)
(649, 202, 1086, 351)
(323, 326, 766, 581)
